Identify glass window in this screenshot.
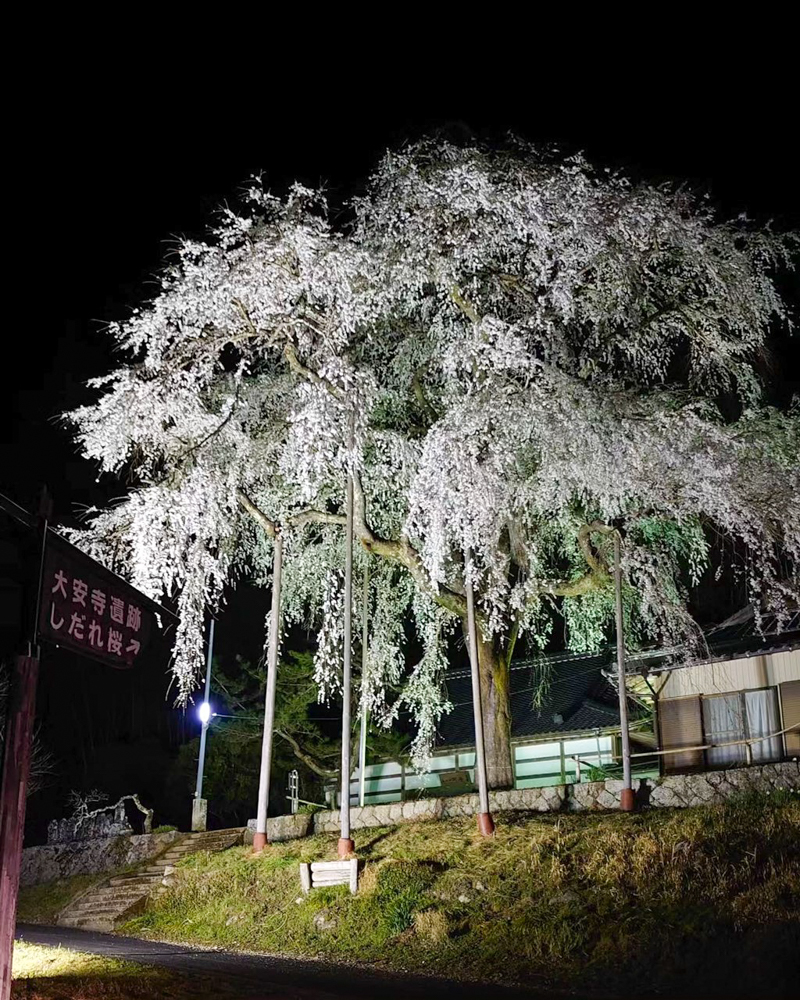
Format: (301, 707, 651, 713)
(702, 693, 746, 767)
(744, 688, 781, 762)
(702, 687, 782, 768)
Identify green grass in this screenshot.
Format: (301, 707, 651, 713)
(11, 942, 239, 998)
(16, 875, 102, 924)
(118, 790, 800, 996)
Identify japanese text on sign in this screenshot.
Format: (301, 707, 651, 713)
(36, 531, 166, 669)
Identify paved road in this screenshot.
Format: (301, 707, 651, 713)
(16, 923, 587, 1000)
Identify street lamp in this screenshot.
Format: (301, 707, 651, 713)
(193, 618, 215, 832)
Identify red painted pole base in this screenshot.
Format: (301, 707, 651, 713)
(252, 832, 268, 853)
(620, 788, 635, 812)
(337, 837, 355, 858)
(477, 812, 495, 837)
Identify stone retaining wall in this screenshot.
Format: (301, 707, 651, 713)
(20, 830, 180, 887)
(244, 813, 313, 844)
(311, 760, 800, 835)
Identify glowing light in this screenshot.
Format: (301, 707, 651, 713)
(198, 701, 211, 724)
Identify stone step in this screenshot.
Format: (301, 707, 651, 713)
(79, 880, 151, 894)
(108, 874, 163, 886)
(60, 914, 117, 932)
(173, 841, 237, 853)
(57, 827, 246, 932)
(69, 887, 149, 912)
(67, 893, 144, 917)
(68, 892, 147, 911)
(66, 896, 139, 911)
(182, 833, 244, 847)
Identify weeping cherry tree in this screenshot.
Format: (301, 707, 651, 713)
(68, 140, 799, 789)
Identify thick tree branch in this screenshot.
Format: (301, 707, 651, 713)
(351, 469, 467, 617)
(544, 573, 604, 598)
(236, 489, 277, 537)
(577, 521, 614, 575)
(411, 365, 439, 425)
(237, 489, 347, 535)
(283, 343, 344, 400)
(450, 284, 480, 323)
(239, 481, 612, 619)
(233, 298, 344, 403)
(539, 522, 615, 598)
(275, 728, 338, 778)
(288, 509, 347, 529)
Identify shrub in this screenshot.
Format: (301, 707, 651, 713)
(375, 861, 437, 935)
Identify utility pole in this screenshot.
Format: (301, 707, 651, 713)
(0, 494, 48, 1000)
(338, 415, 356, 857)
(358, 562, 370, 808)
(253, 531, 284, 852)
(614, 531, 634, 812)
(464, 549, 494, 836)
(0, 654, 39, 1000)
(192, 617, 215, 832)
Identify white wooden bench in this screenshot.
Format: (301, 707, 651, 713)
(299, 859, 359, 895)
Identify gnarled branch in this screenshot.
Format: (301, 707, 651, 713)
(275, 728, 339, 778)
(411, 365, 439, 426)
(237, 490, 348, 536)
(351, 469, 467, 617)
(450, 284, 480, 323)
(283, 343, 344, 401)
(577, 521, 614, 576)
(288, 509, 347, 529)
(236, 490, 277, 537)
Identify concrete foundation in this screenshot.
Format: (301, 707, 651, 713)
(191, 798, 207, 832)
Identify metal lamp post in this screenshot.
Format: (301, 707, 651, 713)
(192, 618, 215, 832)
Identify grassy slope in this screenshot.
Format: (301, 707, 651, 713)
(11, 942, 241, 999)
(16, 875, 102, 924)
(118, 790, 800, 997)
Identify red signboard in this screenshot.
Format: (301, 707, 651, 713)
(36, 531, 174, 669)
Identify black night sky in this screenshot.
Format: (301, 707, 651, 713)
(3, 62, 798, 839)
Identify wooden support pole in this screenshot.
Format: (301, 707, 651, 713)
(338, 415, 355, 858)
(358, 561, 369, 808)
(614, 532, 634, 812)
(464, 549, 494, 837)
(0, 654, 40, 1000)
(253, 532, 284, 852)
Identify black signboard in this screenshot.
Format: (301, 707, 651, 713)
(37, 530, 175, 669)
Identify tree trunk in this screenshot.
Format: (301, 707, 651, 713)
(463, 620, 514, 789)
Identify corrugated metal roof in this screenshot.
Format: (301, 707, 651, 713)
(641, 606, 800, 675)
(706, 607, 800, 645)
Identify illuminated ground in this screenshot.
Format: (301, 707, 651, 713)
(14, 926, 548, 999)
(11, 940, 244, 999)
